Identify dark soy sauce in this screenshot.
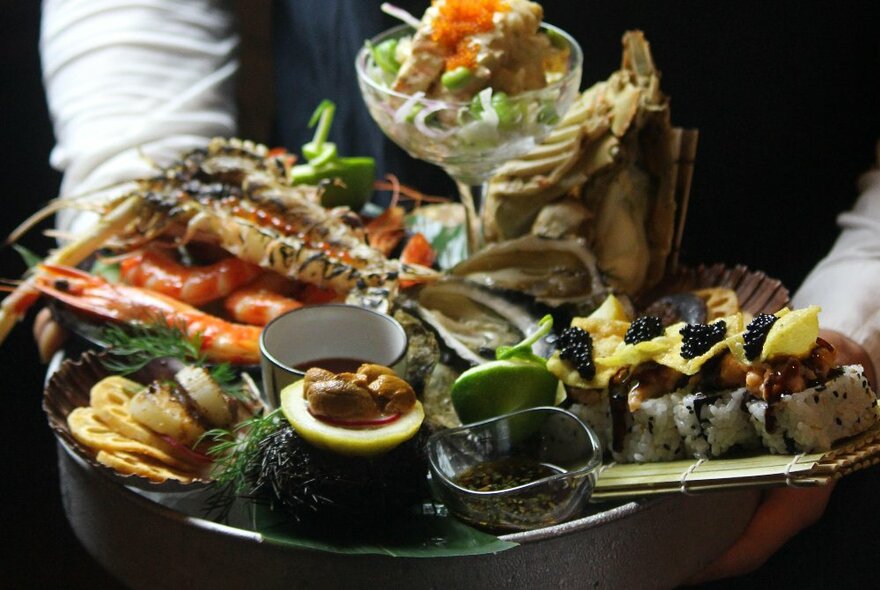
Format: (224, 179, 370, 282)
(294, 357, 366, 373)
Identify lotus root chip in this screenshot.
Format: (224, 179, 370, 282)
(90, 376, 142, 408)
(67, 407, 194, 472)
(695, 288, 740, 320)
(94, 404, 194, 466)
(95, 450, 195, 484)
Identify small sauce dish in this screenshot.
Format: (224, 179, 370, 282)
(427, 406, 602, 532)
(259, 304, 408, 409)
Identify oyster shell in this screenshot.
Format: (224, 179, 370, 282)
(483, 30, 691, 296)
(406, 278, 552, 367)
(450, 234, 608, 308)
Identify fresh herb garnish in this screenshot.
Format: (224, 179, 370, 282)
(200, 408, 285, 519)
(100, 320, 204, 373)
(12, 244, 42, 270)
(99, 320, 243, 397)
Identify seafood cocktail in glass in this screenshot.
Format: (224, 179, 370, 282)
(356, 2, 583, 252)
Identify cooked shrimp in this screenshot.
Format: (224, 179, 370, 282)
(222, 272, 303, 326)
(119, 246, 263, 306)
(33, 264, 261, 365)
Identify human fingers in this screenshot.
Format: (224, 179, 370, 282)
(685, 483, 834, 584)
(33, 307, 68, 363)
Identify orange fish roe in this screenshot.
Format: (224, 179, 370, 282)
(431, 0, 510, 71)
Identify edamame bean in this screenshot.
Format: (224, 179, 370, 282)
(372, 38, 400, 75)
(441, 66, 473, 90)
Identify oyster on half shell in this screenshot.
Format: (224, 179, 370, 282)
(450, 234, 609, 309)
(405, 278, 553, 367)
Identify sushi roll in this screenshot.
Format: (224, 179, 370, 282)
(747, 364, 877, 454)
(568, 396, 612, 456)
(550, 296, 880, 463)
(612, 391, 685, 463)
(673, 388, 761, 458)
(570, 392, 685, 463)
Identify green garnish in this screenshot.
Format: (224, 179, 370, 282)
(200, 408, 285, 519)
(99, 320, 242, 398)
(101, 320, 203, 373)
(495, 314, 554, 366)
(290, 100, 376, 209)
(89, 257, 121, 284)
(12, 244, 42, 270)
(450, 316, 559, 425)
(370, 38, 401, 75)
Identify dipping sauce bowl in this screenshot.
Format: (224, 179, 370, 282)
(427, 406, 602, 532)
(259, 304, 408, 409)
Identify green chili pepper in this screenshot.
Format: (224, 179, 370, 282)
(370, 38, 400, 75)
(290, 100, 376, 210)
(441, 66, 473, 90)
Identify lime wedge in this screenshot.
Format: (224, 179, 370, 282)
(450, 359, 559, 425)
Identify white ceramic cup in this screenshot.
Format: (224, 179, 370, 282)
(259, 304, 409, 409)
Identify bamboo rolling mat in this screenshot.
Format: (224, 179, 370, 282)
(592, 420, 880, 500)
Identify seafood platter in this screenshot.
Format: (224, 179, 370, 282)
(7, 1, 880, 588)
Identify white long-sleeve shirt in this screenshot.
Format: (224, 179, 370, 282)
(793, 167, 880, 368)
(40, 0, 880, 369)
(41, 0, 240, 233)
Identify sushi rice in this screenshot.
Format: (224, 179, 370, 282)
(673, 388, 761, 459)
(570, 365, 877, 462)
(747, 364, 877, 454)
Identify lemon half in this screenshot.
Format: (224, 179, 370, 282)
(279, 380, 424, 457)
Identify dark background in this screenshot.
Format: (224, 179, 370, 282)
(2, 2, 879, 588)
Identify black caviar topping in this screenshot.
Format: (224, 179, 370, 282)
(743, 313, 779, 360)
(558, 326, 596, 379)
(624, 316, 664, 345)
(679, 321, 727, 359)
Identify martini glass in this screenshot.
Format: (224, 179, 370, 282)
(356, 23, 583, 254)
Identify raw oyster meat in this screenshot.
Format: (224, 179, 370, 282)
(406, 278, 553, 367)
(450, 234, 608, 308)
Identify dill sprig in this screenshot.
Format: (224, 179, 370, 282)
(200, 408, 285, 519)
(98, 320, 244, 397)
(100, 320, 203, 373)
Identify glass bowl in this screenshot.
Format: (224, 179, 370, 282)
(427, 406, 602, 532)
(355, 23, 584, 185)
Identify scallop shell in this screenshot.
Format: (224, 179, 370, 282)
(636, 263, 790, 317)
(43, 351, 213, 492)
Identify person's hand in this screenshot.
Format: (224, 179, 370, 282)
(687, 328, 874, 584)
(686, 483, 834, 584)
(33, 307, 68, 363)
